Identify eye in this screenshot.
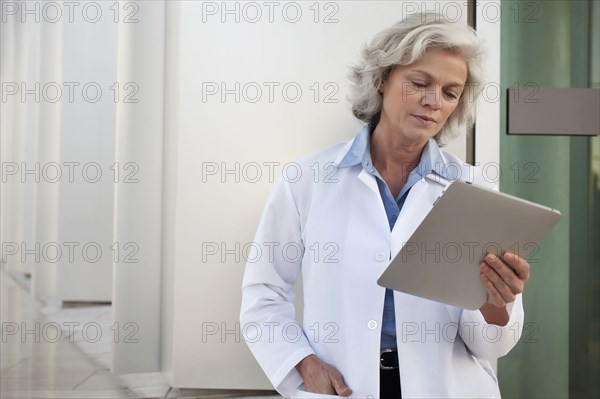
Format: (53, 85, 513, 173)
(444, 91, 459, 100)
(412, 81, 427, 88)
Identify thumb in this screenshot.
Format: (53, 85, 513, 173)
(330, 371, 352, 397)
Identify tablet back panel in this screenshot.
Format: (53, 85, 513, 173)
(377, 181, 561, 310)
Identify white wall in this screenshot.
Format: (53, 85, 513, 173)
(1, 1, 117, 302)
(31, 9, 63, 299)
(112, 0, 165, 374)
(474, 0, 501, 168)
(53, 1, 117, 302)
(1, 0, 502, 390)
(1, 2, 33, 276)
(161, 0, 468, 388)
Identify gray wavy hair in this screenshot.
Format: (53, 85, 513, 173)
(348, 12, 485, 145)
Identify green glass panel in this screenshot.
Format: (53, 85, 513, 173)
(498, 1, 599, 398)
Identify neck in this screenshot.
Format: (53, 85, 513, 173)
(370, 120, 428, 174)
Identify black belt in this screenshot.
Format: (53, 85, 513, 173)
(380, 349, 399, 370)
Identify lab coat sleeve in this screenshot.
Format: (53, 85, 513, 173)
(457, 181, 525, 360)
(240, 177, 315, 397)
(459, 294, 524, 360)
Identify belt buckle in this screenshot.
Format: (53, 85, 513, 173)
(380, 349, 399, 370)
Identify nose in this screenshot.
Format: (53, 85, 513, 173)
(421, 88, 442, 110)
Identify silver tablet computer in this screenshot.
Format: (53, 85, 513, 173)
(377, 181, 561, 310)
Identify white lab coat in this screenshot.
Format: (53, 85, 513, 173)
(240, 134, 524, 398)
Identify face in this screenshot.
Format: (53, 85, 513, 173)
(378, 47, 468, 145)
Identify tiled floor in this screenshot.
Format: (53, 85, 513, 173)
(0, 268, 279, 399)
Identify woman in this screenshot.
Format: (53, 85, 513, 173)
(240, 12, 529, 398)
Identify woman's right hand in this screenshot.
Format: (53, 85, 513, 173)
(295, 354, 353, 397)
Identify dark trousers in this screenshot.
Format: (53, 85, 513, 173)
(380, 368, 401, 398)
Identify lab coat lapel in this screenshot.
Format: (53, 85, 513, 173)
(390, 176, 445, 256)
(356, 168, 391, 235)
(356, 168, 379, 195)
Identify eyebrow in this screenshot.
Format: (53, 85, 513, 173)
(409, 69, 465, 89)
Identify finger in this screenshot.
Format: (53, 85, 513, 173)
(502, 251, 530, 281)
(329, 370, 352, 397)
(480, 271, 507, 307)
(484, 254, 524, 295)
(480, 262, 517, 303)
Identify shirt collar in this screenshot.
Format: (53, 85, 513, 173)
(338, 125, 453, 181)
(337, 125, 369, 168)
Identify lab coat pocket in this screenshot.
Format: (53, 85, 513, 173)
(292, 388, 340, 398)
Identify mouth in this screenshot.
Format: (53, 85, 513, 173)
(412, 114, 437, 123)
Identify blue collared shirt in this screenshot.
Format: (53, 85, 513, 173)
(338, 125, 450, 349)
